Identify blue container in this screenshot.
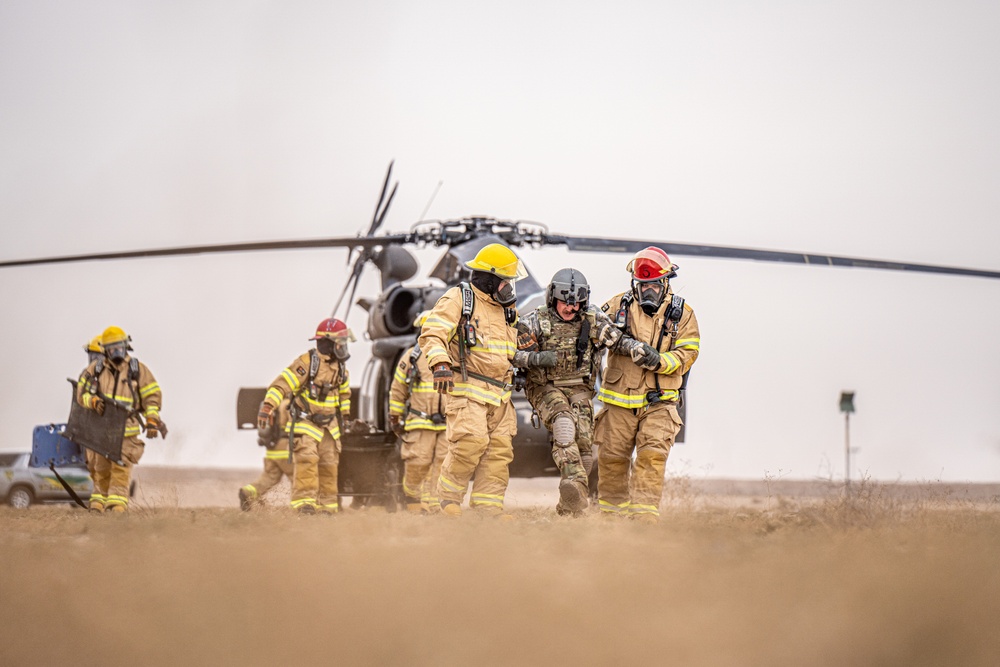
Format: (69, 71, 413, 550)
(30, 424, 86, 468)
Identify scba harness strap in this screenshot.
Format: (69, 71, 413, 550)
(402, 345, 445, 422)
(92, 356, 143, 414)
(612, 292, 688, 406)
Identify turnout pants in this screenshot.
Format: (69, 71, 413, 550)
(84, 447, 108, 510)
(437, 397, 516, 511)
(400, 429, 448, 506)
(291, 429, 340, 512)
(595, 401, 683, 518)
(247, 440, 294, 498)
(94, 437, 144, 511)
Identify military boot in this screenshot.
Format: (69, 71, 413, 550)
(557, 478, 588, 516)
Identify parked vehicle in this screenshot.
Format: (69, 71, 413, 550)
(1, 452, 93, 508)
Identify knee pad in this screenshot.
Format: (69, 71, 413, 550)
(552, 413, 576, 447)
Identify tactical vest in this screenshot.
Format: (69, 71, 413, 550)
(527, 306, 599, 388)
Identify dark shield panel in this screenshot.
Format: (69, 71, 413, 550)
(64, 388, 129, 465)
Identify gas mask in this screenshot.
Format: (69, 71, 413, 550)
(633, 279, 666, 315)
(88, 351, 104, 364)
(106, 342, 128, 364)
(317, 337, 349, 361)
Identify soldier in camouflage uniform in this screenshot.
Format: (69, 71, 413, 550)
(517, 268, 661, 515)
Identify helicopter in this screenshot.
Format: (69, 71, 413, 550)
(4, 162, 1000, 509)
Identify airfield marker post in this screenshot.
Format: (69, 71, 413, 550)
(839, 391, 855, 494)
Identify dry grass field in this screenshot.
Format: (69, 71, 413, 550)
(2, 468, 999, 666)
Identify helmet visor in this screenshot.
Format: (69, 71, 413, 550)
(626, 248, 677, 282)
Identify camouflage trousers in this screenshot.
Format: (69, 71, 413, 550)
(594, 401, 683, 518)
(527, 384, 595, 485)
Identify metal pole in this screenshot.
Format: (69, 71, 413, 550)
(844, 412, 851, 493)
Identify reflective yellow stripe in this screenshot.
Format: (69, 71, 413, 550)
(139, 382, 160, 398)
(105, 495, 129, 507)
(675, 337, 700, 351)
(144, 407, 160, 418)
(286, 421, 324, 441)
(404, 419, 446, 431)
(320, 503, 339, 511)
(657, 352, 681, 374)
(241, 485, 258, 497)
(403, 480, 422, 498)
(424, 316, 455, 333)
(265, 387, 284, 405)
(469, 340, 516, 355)
(393, 366, 408, 383)
(389, 400, 406, 415)
(125, 425, 142, 437)
(264, 450, 289, 460)
(598, 499, 630, 513)
(290, 498, 316, 508)
(451, 382, 509, 406)
(111, 395, 134, 404)
(597, 388, 647, 409)
(470, 492, 504, 508)
(281, 368, 301, 390)
(411, 383, 437, 393)
(439, 475, 465, 493)
(628, 503, 660, 516)
(424, 345, 451, 365)
(597, 388, 679, 409)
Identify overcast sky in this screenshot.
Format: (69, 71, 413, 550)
(2, 1, 999, 482)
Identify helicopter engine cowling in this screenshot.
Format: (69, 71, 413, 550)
(367, 284, 447, 340)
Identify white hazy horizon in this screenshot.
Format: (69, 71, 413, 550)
(2, 1, 999, 482)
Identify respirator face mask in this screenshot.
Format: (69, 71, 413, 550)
(634, 279, 666, 315)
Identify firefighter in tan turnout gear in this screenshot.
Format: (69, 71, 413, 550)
(419, 243, 553, 517)
(78, 335, 108, 512)
(76, 326, 164, 513)
(257, 318, 352, 514)
(517, 268, 660, 516)
(389, 311, 449, 513)
(596, 247, 700, 522)
(238, 398, 294, 511)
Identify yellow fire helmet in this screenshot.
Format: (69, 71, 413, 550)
(83, 335, 103, 353)
(464, 243, 527, 281)
(101, 326, 130, 347)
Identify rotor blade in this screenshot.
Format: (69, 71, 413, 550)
(0, 235, 412, 269)
(331, 258, 365, 317)
(367, 160, 394, 236)
(372, 182, 398, 237)
(334, 178, 400, 316)
(546, 234, 1000, 280)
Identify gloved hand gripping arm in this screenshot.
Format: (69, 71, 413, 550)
(512, 350, 558, 368)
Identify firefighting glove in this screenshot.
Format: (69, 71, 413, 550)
(91, 396, 106, 416)
(432, 363, 454, 394)
(634, 342, 662, 371)
(257, 403, 275, 430)
(525, 350, 558, 368)
(389, 414, 405, 437)
(145, 415, 160, 439)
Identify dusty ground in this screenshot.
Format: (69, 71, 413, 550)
(2, 468, 999, 666)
